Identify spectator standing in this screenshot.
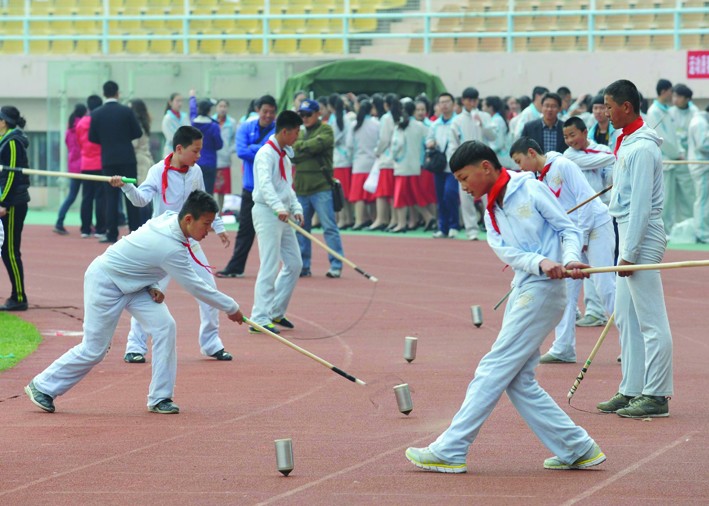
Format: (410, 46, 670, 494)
(53, 103, 87, 235)
(686, 105, 709, 243)
(76, 95, 105, 239)
(292, 99, 344, 279)
(212, 99, 236, 212)
(588, 94, 618, 147)
(88, 80, 143, 243)
(329, 94, 355, 230)
(511, 86, 548, 139)
(161, 92, 189, 157)
(129, 98, 155, 226)
(520, 92, 567, 154)
(217, 95, 277, 279)
(370, 94, 399, 231)
(188, 90, 223, 194)
(350, 99, 379, 229)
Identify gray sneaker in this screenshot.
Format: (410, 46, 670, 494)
(540, 352, 575, 364)
(326, 268, 342, 278)
(25, 381, 55, 413)
(405, 447, 467, 473)
(597, 392, 634, 413)
(616, 395, 669, 418)
(148, 398, 180, 414)
(576, 315, 608, 327)
(544, 442, 606, 470)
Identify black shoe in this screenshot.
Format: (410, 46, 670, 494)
(148, 398, 180, 414)
(0, 298, 28, 311)
(248, 323, 280, 334)
(424, 219, 437, 232)
(367, 223, 387, 231)
(124, 352, 146, 363)
(351, 221, 373, 231)
(215, 270, 245, 278)
(272, 316, 295, 329)
(210, 348, 233, 361)
(299, 268, 312, 278)
(99, 237, 117, 244)
(338, 223, 352, 230)
(391, 227, 407, 234)
(25, 381, 55, 412)
(53, 226, 69, 236)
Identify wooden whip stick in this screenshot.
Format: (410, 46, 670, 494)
(0, 165, 137, 184)
(662, 160, 709, 165)
(575, 259, 709, 275)
(567, 313, 615, 401)
(493, 185, 612, 311)
(244, 317, 366, 386)
(287, 219, 379, 283)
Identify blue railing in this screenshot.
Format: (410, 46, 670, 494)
(0, 0, 707, 54)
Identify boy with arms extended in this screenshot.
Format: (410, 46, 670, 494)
(509, 137, 615, 364)
(249, 111, 304, 334)
(406, 140, 605, 473)
(26, 191, 244, 415)
(110, 125, 233, 363)
(596, 79, 673, 418)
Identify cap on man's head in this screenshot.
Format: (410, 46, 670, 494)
(299, 99, 320, 114)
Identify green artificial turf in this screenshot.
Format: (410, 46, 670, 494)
(0, 313, 42, 372)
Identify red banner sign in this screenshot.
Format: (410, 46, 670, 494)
(687, 50, 709, 79)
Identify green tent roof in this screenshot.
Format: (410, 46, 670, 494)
(278, 59, 447, 111)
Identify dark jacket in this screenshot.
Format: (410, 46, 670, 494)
(521, 118, 566, 154)
(88, 100, 142, 168)
(292, 121, 334, 196)
(236, 119, 275, 192)
(0, 128, 30, 206)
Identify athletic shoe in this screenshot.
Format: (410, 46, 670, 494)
(468, 234, 479, 241)
(326, 268, 342, 279)
(576, 315, 607, 327)
(539, 352, 575, 364)
(25, 381, 55, 413)
(124, 352, 146, 363)
(248, 323, 280, 335)
(0, 298, 28, 311)
(447, 229, 459, 238)
(405, 447, 467, 473)
(53, 226, 69, 236)
(148, 398, 180, 414)
(215, 270, 245, 278)
(299, 268, 312, 278)
(596, 392, 634, 413)
(544, 443, 606, 470)
(210, 348, 233, 361)
(432, 231, 446, 239)
(81, 233, 91, 238)
(616, 395, 669, 418)
(272, 316, 295, 329)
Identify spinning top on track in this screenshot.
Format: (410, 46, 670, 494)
(471, 305, 483, 328)
(274, 438, 294, 476)
(403, 336, 418, 363)
(394, 383, 413, 415)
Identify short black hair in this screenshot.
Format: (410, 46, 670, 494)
(437, 92, 454, 103)
(257, 94, 277, 109)
(449, 140, 502, 173)
(197, 99, 213, 116)
(605, 79, 641, 114)
(276, 110, 303, 131)
(541, 92, 562, 108)
(509, 136, 542, 157)
(656, 78, 673, 96)
(462, 87, 479, 100)
(532, 86, 549, 99)
(591, 94, 605, 106)
(673, 83, 693, 99)
(179, 190, 219, 221)
(87, 94, 103, 111)
(557, 86, 571, 97)
(563, 116, 588, 132)
(103, 80, 119, 98)
(173, 125, 203, 151)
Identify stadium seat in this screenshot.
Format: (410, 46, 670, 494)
(50, 40, 75, 54)
(124, 38, 149, 54)
(75, 39, 101, 54)
(649, 34, 674, 49)
(74, 20, 101, 34)
(150, 39, 175, 54)
(595, 34, 627, 49)
(434, 5, 463, 32)
(478, 35, 505, 51)
(377, 0, 408, 8)
(29, 20, 51, 34)
(432, 37, 455, 52)
(53, 1, 79, 16)
(30, 39, 51, 53)
(682, 12, 708, 28)
(74, 0, 103, 16)
(408, 36, 423, 53)
(272, 38, 298, 53)
(108, 39, 125, 54)
(1, 40, 25, 54)
(299, 37, 322, 53)
(322, 38, 344, 53)
(455, 36, 479, 52)
(248, 38, 264, 54)
(223, 38, 248, 54)
(189, 19, 214, 33)
(29, 0, 53, 16)
(199, 38, 223, 54)
(460, 16, 485, 32)
(122, 0, 148, 15)
(680, 33, 703, 48)
(551, 35, 587, 50)
(0, 20, 24, 34)
(1, 0, 24, 16)
(351, 8, 378, 32)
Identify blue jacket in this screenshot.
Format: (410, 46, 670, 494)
(236, 118, 275, 192)
(189, 96, 223, 169)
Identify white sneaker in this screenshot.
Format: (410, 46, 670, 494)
(432, 231, 446, 238)
(447, 229, 459, 238)
(405, 447, 467, 473)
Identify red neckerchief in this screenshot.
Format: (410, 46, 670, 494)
(613, 116, 644, 156)
(162, 153, 189, 204)
(170, 109, 181, 120)
(266, 139, 287, 180)
(486, 168, 511, 234)
(537, 162, 552, 181)
(181, 238, 215, 274)
(583, 147, 604, 154)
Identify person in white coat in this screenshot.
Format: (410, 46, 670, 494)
(371, 94, 399, 230)
(510, 137, 616, 364)
(161, 92, 190, 157)
(482, 96, 514, 169)
(406, 141, 605, 474)
(249, 111, 304, 335)
(687, 105, 709, 243)
(597, 79, 673, 418)
(447, 87, 494, 241)
(350, 99, 379, 228)
(212, 99, 237, 212)
(111, 126, 233, 363)
(25, 191, 244, 415)
(647, 79, 693, 234)
(329, 94, 355, 229)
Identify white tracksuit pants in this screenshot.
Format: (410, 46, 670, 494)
(662, 163, 695, 234)
(458, 184, 479, 238)
(251, 203, 302, 326)
(125, 240, 224, 357)
(583, 277, 606, 320)
(429, 278, 596, 465)
(33, 261, 177, 407)
(616, 219, 673, 396)
(549, 220, 616, 361)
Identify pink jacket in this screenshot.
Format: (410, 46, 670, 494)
(76, 115, 102, 171)
(65, 118, 82, 174)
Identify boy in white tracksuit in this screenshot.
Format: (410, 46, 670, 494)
(406, 140, 605, 474)
(25, 191, 243, 414)
(687, 107, 709, 242)
(511, 138, 615, 363)
(111, 126, 233, 363)
(249, 111, 304, 334)
(597, 79, 673, 418)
